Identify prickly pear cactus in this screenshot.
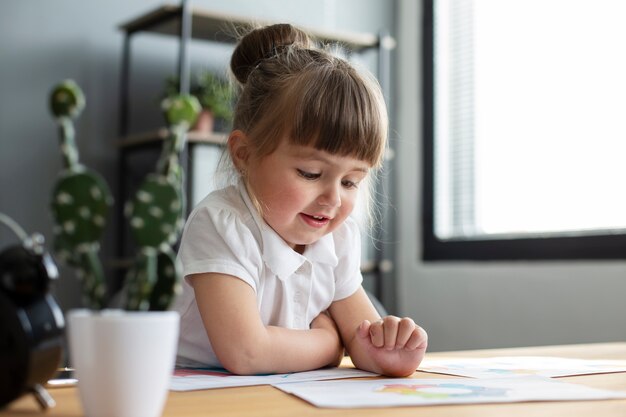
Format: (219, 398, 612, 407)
(49, 80, 113, 309)
(124, 248, 181, 311)
(48, 80, 199, 311)
(161, 94, 201, 130)
(50, 79, 85, 119)
(124, 94, 199, 311)
(51, 171, 111, 245)
(126, 175, 183, 248)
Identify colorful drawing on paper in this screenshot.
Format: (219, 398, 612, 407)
(376, 382, 508, 399)
(273, 376, 626, 408)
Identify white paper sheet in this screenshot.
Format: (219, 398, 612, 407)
(274, 376, 626, 408)
(170, 367, 377, 391)
(419, 356, 626, 379)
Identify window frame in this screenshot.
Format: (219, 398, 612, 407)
(421, 0, 626, 261)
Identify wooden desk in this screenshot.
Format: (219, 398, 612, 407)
(3, 342, 626, 416)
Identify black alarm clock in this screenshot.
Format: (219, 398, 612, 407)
(0, 213, 65, 410)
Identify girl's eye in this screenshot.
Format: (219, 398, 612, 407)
(342, 179, 359, 189)
(297, 169, 321, 180)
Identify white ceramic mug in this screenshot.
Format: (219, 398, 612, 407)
(67, 309, 179, 417)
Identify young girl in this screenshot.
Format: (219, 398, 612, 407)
(174, 23, 427, 377)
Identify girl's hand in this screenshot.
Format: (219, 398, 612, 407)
(311, 311, 344, 367)
(355, 316, 428, 377)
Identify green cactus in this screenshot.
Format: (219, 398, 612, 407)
(51, 171, 112, 245)
(49, 80, 198, 311)
(50, 79, 85, 120)
(50, 172, 111, 309)
(161, 94, 201, 130)
(124, 248, 181, 311)
(122, 94, 199, 310)
(147, 248, 182, 311)
(49, 81, 113, 309)
(126, 174, 183, 248)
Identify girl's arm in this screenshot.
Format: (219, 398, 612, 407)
(328, 287, 428, 377)
(190, 273, 343, 375)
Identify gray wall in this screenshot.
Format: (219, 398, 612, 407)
(395, 0, 626, 352)
(0, 1, 393, 307)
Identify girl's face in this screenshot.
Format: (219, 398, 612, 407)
(245, 139, 370, 253)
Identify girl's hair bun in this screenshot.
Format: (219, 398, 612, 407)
(230, 23, 313, 84)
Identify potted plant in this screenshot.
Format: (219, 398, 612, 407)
(163, 70, 233, 133)
(49, 80, 201, 417)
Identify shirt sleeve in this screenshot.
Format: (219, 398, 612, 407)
(332, 216, 364, 301)
(177, 204, 263, 292)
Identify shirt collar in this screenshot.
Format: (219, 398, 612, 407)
(237, 180, 338, 281)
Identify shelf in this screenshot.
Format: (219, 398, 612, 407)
(118, 4, 387, 51)
(117, 128, 227, 149)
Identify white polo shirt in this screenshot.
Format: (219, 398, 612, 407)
(174, 181, 363, 368)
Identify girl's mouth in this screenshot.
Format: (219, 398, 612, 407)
(300, 213, 331, 227)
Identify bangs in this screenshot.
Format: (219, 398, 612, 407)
(289, 68, 387, 167)
(244, 54, 388, 168)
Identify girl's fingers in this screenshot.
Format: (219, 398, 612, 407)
(368, 319, 385, 348)
(357, 320, 371, 339)
(395, 317, 416, 349)
(383, 316, 399, 350)
(365, 316, 428, 351)
(406, 325, 429, 351)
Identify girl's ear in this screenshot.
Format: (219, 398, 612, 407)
(228, 130, 250, 172)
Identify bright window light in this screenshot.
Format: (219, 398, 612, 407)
(434, 0, 626, 240)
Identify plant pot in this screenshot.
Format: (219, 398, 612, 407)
(67, 309, 179, 417)
(192, 109, 214, 133)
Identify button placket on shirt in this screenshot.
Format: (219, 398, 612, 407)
(291, 262, 312, 328)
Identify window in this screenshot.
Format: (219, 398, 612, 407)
(422, 0, 626, 260)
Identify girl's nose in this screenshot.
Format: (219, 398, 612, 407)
(318, 183, 342, 208)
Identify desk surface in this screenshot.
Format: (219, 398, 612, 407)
(4, 342, 626, 417)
